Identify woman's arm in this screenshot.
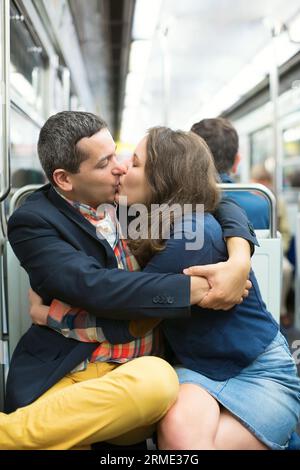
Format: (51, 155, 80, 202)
(184, 237, 251, 309)
(29, 291, 161, 342)
(143, 214, 251, 312)
(188, 198, 255, 310)
(214, 197, 258, 255)
(29, 289, 104, 342)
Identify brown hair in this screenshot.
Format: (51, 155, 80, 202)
(128, 126, 220, 267)
(191, 117, 239, 174)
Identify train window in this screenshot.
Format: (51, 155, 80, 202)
(10, 107, 45, 190)
(10, 2, 46, 115)
(249, 126, 273, 167)
(53, 67, 65, 113)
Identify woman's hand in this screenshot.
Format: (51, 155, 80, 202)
(28, 288, 49, 325)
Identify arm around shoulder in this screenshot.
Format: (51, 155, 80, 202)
(8, 209, 190, 320)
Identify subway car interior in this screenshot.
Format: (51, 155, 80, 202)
(1, 0, 300, 451)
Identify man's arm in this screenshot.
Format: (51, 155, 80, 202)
(8, 210, 190, 320)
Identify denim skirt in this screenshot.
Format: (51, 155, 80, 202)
(175, 331, 300, 450)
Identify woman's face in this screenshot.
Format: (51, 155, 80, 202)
(116, 136, 150, 206)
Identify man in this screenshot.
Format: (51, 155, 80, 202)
(3, 112, 256, 449)
(191, 117, 270, 229)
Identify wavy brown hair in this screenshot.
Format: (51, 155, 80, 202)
(128, 126, 220, 267)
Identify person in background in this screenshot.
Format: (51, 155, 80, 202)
(191, 117, 270, 229)
(11, 168, 46, 188)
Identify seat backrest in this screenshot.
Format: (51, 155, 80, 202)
(6, 185, 42, 356)
(219, 183, 282, 323)
(251, 230, 282, 322)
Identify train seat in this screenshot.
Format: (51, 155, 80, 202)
(251, 230, 282, 323)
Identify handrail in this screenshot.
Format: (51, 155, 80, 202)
(218, 183, 277, 238)
(0, 0, 11, 202)
(9, 184, 42, 216)
(9, 183, 278, 237)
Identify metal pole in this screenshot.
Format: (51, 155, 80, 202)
(160, 25, 170, 126)
(0, 0, 11, 203)
(269, 26, 282, 206)
(219, 183, 277, 238)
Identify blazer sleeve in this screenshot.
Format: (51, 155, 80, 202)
(143, 223, 213, 276)
(8, 210, 190, 320)
(214, 197, 259, 256)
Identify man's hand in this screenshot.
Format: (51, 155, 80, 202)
(185, 237, 252, 310)
(189, 276, 210, 306)
(28, 288, 49, 325)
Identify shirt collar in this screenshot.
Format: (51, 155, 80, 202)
(219, 173, 234, 184)
(54, 187, 117, 223)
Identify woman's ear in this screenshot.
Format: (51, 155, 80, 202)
(52, 169, 73, 192)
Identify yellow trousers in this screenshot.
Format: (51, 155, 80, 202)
(0, 356, 179, 450)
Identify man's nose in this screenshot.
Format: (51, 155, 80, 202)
(112, 157, 128, 175)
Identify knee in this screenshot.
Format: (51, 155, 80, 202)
(157, 400, 216, 450)
(130, 357, 179, 422)
(158, 403, 187, 449)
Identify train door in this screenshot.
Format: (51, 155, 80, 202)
(0, 0, 10, 411)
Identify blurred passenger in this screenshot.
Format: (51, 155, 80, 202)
(11, 168, 46, 188)
(285, 170, 300, 270)
(251, 164, 293, 327)
(32, 127, 300, 450)
(288, 170, 300, 189)
(191, 118, 269, 229)
(1, 111, 255, 450)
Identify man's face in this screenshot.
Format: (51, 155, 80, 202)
(67, 128, 126, 207)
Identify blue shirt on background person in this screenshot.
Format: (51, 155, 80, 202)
(220, 173, 270, 230)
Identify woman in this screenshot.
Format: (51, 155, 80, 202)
(31, 127, 300, 450)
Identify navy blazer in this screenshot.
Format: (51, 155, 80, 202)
(6, 184, 257, 411)
(144, 212, 278, 380)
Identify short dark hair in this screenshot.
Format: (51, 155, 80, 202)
(38, 111, 107, 185)
(191, 118, 239, 174)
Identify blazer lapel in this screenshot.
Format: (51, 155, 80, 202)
(47, 186, 115, 258)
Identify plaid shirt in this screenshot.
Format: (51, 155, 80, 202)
(47, 192, 161, 368)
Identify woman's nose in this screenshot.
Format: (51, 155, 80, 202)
(123, 157, 132, 169)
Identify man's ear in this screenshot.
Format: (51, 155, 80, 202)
(52, 169, 73, 192)
(231, 153, 241, 174)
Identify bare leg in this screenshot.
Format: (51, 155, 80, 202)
(158, 384, 268, 451)
(214, 408, 268, 450)
(158, 384, 220, 450)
